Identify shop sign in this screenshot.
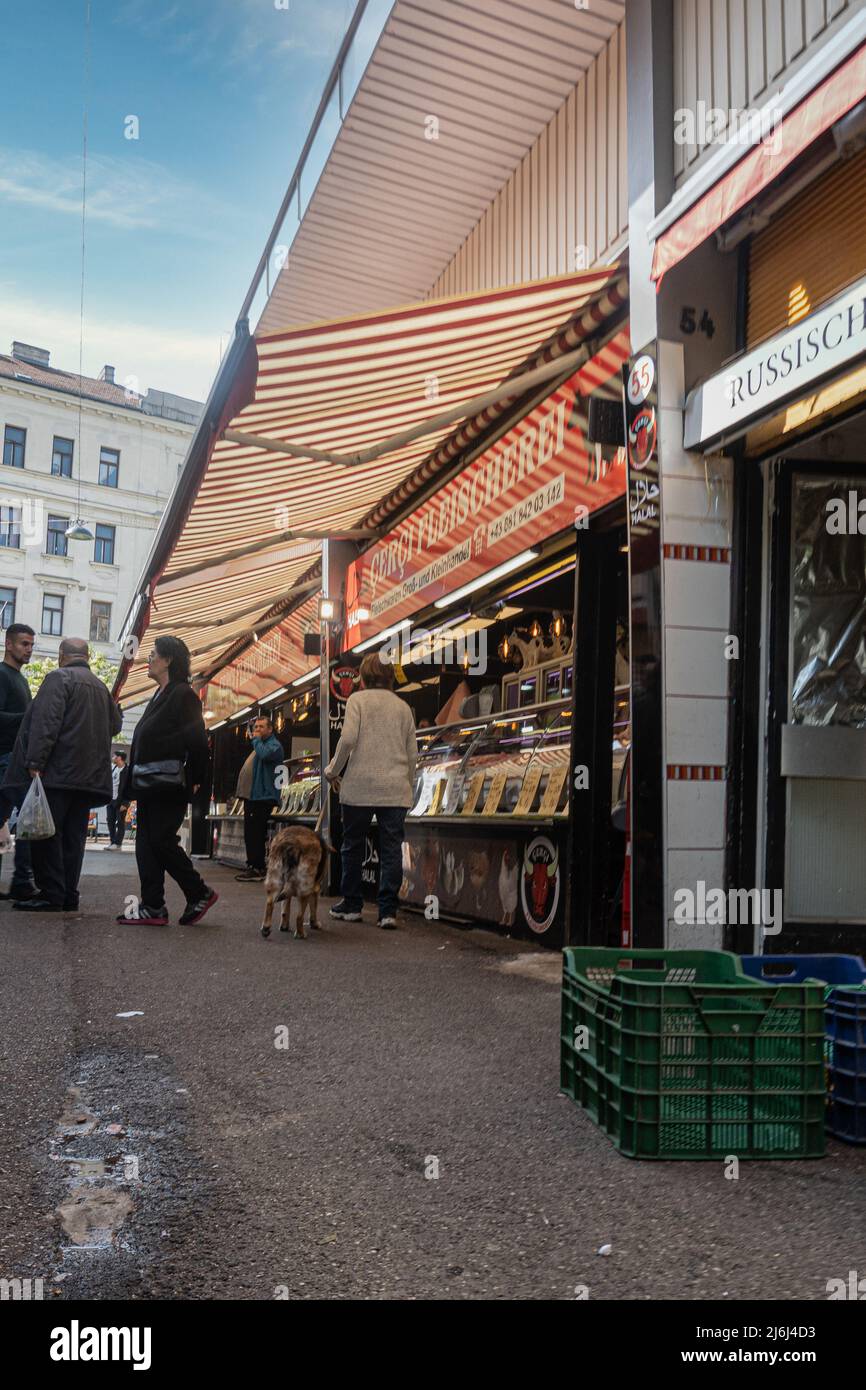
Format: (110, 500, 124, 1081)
(345, 341, 629, 648)
(330, 665, 360, 702)
(684, 274, 866, 450)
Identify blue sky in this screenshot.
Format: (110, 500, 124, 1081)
(0, 0, 376, 402)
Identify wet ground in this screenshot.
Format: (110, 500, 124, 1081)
(0, 845, 863, 1301)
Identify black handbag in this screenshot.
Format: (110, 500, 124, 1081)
(131, 759, 186, 792)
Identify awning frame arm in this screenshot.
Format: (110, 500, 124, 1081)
(221, 342, 590, 469)
(162, 528, 379, 586)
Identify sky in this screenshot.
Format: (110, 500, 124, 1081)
(0, 0, 378, 403)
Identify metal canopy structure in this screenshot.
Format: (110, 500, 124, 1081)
(258, 0, 626, 329)
(116, 266, 626, 704)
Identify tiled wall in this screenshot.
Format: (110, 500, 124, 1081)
(657, 341, 733, 949)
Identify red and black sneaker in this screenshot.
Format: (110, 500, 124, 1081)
(179, 889, 219, 926)
(116, 904, 169, 926)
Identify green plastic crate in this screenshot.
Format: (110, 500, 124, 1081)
(561, 948, 826, 1160)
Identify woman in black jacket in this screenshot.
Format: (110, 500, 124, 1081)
(116, 635, 218, 927)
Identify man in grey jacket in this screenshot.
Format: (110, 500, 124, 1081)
(3, 638, 123, 913)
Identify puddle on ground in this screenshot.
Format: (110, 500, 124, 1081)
(493, 953, 562, 985)
(55, 1187, 135, 1247)
(58, 1086, 98, 1137)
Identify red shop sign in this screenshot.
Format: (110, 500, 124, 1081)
(345, 332, 630, 648)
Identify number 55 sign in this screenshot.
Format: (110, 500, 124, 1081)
(627, 354, 655, 407)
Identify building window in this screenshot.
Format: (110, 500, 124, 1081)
(90, 600, 112, 643)
(3, 426, 26, 469)
(94, 523, 115, 565)
(46, 514, 69, 557)
(98, 447, 119, 488)
(0, 506, 21, 549)
(0, 588, 15, 628)
(42, 593, 64, 637)
(52, 437, 74, 477)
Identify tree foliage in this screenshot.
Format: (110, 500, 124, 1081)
(26, 650, 119, 697)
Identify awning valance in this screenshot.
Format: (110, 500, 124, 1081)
(117, 266, 626, 705)
(651, 41, 866, 285)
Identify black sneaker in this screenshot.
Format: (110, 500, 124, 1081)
(12, 898, 63, 913)
(329, 900, 362, 921)
(179, 889, 219, 925)
(235, 868, 265, 882)
(116, 904, 169, 926)
(7, 884, 40, 903)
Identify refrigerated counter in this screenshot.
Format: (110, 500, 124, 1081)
(208, 753, 321, 866)
(391, 696, 629, 945)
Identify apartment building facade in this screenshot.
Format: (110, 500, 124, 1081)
(0, 341, 200, 672)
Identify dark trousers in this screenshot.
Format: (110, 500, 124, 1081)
(243, 799, 274, 872)
(135, 798, 206, 910)
(340, 804, 406, 917)
(106, 800, 126, 846)
(30, 788, 92, 907)
(0, 752, 34, 892)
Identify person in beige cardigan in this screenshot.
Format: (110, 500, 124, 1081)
(325, 652, 417, 929)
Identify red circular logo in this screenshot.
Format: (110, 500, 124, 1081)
(628, 406, 656, 470)
(330, 666, 360, 702)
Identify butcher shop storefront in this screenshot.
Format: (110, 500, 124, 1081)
(335, 324, 633, 949)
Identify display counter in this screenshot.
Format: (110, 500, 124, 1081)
(208, 753, 321, 865)
(388, 695, 629, 945)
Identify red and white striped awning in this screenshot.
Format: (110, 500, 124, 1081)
(118, 266, 626, 704)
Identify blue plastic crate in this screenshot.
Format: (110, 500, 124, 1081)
(742, 955, 866, 1146)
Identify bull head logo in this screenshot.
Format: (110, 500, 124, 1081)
(523, 842, 558, 921)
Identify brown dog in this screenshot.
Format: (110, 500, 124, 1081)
(260, 826, 329, 939)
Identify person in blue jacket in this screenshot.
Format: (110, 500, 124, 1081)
(236, 713, 284, 882)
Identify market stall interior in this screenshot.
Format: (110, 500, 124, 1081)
(340, 523, 632, 948)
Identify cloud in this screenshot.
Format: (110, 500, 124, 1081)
(0, 290, 226, 402)
(0, 146, 229, 235)
(113, 0, 352, 75)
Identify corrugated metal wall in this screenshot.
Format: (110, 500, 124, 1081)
(427, 23, 628, 298)
(673, 0, 855, 186)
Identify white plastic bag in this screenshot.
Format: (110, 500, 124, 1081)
(15, 775, 56, 840)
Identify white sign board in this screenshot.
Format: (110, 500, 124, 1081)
(684, 275, 866, 450)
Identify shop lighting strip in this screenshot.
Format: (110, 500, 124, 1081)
(353, 617, 412, 654)
(504, 555, 576, 600)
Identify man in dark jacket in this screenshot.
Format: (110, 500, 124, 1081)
(0, 622, 37, 901)
(3, 637, 122, 912)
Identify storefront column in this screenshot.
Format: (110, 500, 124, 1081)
(321, 537, 360, 890)
(624, 0, 675, 946)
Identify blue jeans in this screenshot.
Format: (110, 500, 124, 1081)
(0, 751, 34, 892)
(340, 804, 406, 918)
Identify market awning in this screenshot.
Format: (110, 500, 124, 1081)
(651, 40, 866, 284)
(117, 265, 627, 705)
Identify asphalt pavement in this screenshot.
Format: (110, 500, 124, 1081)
(0, 844, 863, 1302)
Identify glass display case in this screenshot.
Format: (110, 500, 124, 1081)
(208, 754, 321, 865)
(409, 700, 611, 821)
(273, 753, 321, 819)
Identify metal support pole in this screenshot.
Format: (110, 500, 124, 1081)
(319, 539, 332, 846)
